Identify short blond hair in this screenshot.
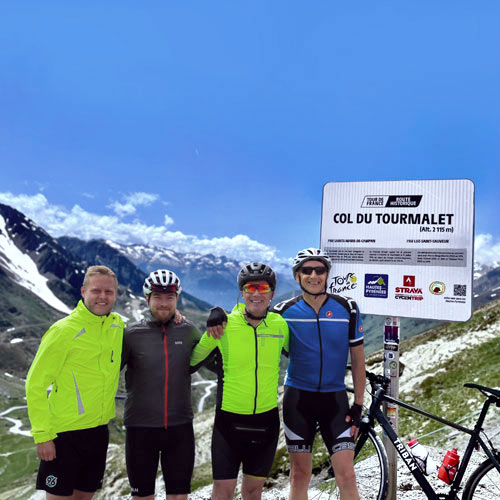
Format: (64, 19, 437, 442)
(82, 265, 118, 288)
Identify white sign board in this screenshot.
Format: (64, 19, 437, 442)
(320, 179, 474, 321)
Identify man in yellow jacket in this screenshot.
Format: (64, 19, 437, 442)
(26, 265, 124, 500)
(191, 263, 289, 500)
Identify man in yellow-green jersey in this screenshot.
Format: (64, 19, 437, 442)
(190, 262, 289, 500)
(26, 265, 124, 500)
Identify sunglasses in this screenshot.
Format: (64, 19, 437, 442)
(242, 283, 272, 294)
(300, 266, 328, 276)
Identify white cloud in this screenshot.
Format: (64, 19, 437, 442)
(108, 192, 160, 217)
(474, 233, 500, 266)
(0, 192, 286, 268)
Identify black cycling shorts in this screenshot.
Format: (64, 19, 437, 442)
(212, 407, 280, 480)
(36, 425, 109, 496)
(126, 423, 195, 496)
(283, 386, 355, 456)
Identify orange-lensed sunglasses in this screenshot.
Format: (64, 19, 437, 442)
(242, 283, 272, 294)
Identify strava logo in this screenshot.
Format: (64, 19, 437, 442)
(403, 275, 415, 287)
(395, 275, 423, 301)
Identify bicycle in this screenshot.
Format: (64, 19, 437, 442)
(311, 369, 500, 499)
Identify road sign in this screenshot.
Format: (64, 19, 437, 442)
(320, 179, 474, 321)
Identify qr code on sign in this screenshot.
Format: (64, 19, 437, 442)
(454, 284, 467, 297)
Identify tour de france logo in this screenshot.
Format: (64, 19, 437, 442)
(46, 475, 58, 488)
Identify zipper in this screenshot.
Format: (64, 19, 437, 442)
(316, 313, 323, 391)
(162, 325, 169, 428)
(253, 326, 259, 414)
(100, 319, 105, 420)
(302, 299, 327, 391)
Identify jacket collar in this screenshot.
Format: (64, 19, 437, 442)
(75, 299, 113, 323)
(231, 302, 269, 326)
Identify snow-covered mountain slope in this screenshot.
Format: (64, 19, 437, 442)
(0, 213, 71, 314)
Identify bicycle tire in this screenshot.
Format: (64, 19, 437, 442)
(308, 427, 389, 500)
(462, 457, 500, 499)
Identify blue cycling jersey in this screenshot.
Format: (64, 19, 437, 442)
(273, 294, 363, 392)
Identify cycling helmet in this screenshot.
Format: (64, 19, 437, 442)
(292, 248, 332, 276)
(143, 269, 182, 296)
(237, 263, 277, 290)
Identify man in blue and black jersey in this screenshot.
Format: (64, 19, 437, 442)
(273, 248, 365, 500)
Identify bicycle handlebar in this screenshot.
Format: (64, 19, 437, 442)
(366, 370, 390, 390)
(346, 365, 390, 391)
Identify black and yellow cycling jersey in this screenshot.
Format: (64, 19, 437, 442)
(190, 303, 289, 414)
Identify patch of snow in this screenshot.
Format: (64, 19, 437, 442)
(0, 215, 71, 314)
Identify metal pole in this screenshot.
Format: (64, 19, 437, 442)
(383, 316, 400, 500)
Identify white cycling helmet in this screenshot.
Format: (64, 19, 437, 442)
(292, 248, 332, 276)
(143, 269, 182, 296)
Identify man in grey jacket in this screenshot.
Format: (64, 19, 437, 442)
(121, 269, 201, 500)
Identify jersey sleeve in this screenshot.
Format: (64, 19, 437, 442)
(191, 325, 202, 348)
(190, 331, 217, 370)
(282, 319, 290, 354)
(120, 328, 130, 370)
(350, 303, 364, 347)
(25, 324, 71, 443)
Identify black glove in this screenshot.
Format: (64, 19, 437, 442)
(346, 403, 363, 427)
(207, 307, 228, 328)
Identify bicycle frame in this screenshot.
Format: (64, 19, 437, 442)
(366, 384, 500, 499)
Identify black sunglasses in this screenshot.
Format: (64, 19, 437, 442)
(300, 266, 328, 276)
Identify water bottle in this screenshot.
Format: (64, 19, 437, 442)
(438, 448, 460, 484)
(408, 438, 435, 475)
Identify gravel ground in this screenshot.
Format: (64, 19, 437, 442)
(140, 445, 499, 500)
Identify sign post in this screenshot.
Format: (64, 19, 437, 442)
(320, 179, 474, 498)
(383, 317, 400, 500)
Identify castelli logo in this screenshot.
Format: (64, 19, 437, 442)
(429, 281, 445, 295)
(326, 311, 333, 318)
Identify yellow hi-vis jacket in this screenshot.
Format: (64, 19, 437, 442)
(26, 300, 124, 443)
(190, 303, 289, 414)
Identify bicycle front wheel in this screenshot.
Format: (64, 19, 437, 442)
(462, 457, 500, 499)
(309, 427, 388, 500)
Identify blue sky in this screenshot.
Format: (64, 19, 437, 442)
(1, 2, 499, 268)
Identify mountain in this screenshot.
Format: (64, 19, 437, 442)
(0, 203, 211, 378)
(474, 261, 500, 280)
(61, 239, 298, 310)
(56, 237, 212, 312)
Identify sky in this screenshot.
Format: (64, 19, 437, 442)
(1, 1, 500, 269)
